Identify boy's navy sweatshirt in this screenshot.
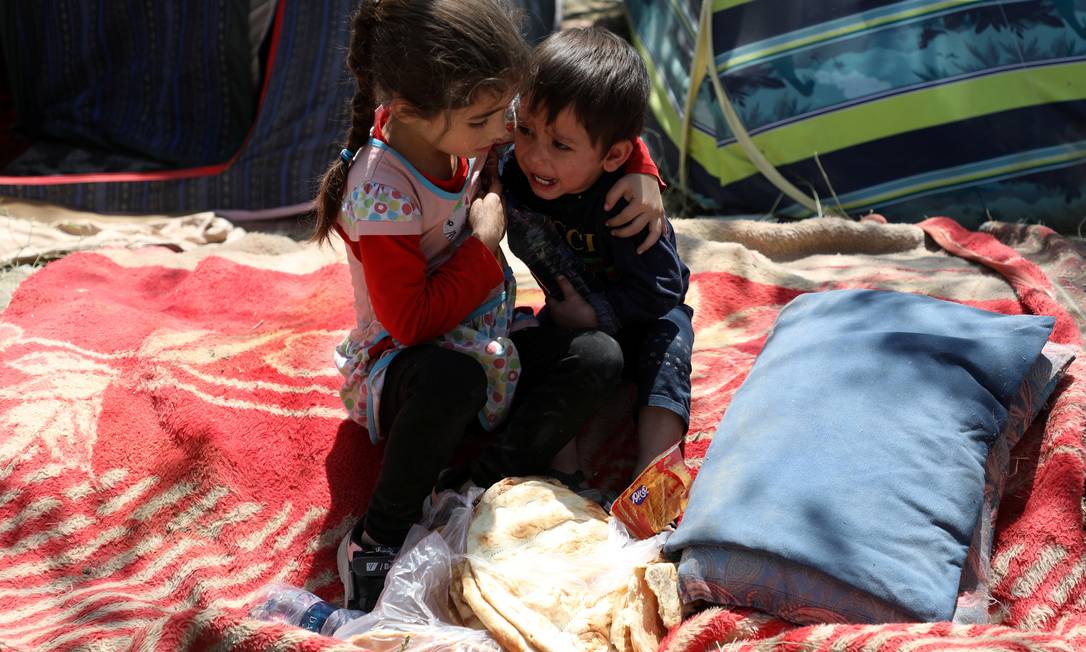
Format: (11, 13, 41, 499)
(501, 154, 690, 334)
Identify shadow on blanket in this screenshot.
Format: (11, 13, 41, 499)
(0, 217, 1083, 651)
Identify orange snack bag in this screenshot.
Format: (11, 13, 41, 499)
(610, 443, 691, 539)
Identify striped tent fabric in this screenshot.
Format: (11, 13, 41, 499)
(0, 2, 254, 172)
(0, 0, 356, 216)
(626, 0, 1086, 230)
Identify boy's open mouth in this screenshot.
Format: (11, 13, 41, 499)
(531, 174, 557, 187)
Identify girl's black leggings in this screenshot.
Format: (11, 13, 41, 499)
(362, 327, 623, 546)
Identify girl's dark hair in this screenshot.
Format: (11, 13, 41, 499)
(313, 0, 530, 244)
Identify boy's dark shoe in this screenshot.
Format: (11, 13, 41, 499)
(547, 468, 609, 506)
(433, 464, 473, 495)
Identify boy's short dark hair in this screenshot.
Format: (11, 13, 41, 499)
(524, 27, 649, 151)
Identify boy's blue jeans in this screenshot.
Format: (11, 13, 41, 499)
(614, 304, 694, 430)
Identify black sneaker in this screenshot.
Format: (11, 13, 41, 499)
(337, 532, 398, 612)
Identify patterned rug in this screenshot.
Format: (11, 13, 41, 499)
(0, 217, 1083, 650)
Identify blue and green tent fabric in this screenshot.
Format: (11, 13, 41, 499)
(625, 0, 1086, 230)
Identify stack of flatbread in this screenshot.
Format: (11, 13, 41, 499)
(451, 477, 681, 652)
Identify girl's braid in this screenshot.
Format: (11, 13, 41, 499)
(314, 2, 377, 244)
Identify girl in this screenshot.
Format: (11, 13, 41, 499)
(314, 0, 667, 612)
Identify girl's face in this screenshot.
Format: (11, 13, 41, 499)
(411, 91, 514, 160)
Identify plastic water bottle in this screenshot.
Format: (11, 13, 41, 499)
(249, 584, 365, 637)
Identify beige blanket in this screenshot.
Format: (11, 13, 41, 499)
(0, 197, 243, 267)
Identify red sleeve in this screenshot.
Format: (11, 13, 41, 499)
(337, 226, 503, 346)
(622, 137, 666, 190)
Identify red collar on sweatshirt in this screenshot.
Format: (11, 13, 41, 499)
(372, 106, 469, 193)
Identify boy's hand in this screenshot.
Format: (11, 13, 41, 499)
(547, 276, 598, 330)
(604, 173, 665, 254)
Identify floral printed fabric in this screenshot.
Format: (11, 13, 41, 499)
(341, 182, 418, 225)
(439, 269, 521, 431)
(336, 269, 521, 442)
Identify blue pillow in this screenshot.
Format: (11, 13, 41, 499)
(953, 342, 1074, 623)
(674, 344, 1074, 625)
(666, 289, 1055, 623)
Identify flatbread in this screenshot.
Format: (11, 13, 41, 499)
(625, 568, 664, 652)
(346, 629, 498, 651)
(609, 566, 664, 652)
(644, 562, 682, 629)
(454, 477, 667, 652)
(459, 561, 538, 651)
(450, 561, 486, 630)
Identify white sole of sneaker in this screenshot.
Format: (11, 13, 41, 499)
(336, 532, 354, 609)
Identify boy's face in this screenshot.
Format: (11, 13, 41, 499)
(513, 101, 627, 200)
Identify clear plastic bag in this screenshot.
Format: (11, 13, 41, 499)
(592, 517, 672, 595)
(335, 483, 672, 650)
(333, 487, 500, 651)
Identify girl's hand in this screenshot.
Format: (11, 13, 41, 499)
(546, 277, 598, 330)
(604, 173, 666, 254)
(477, 148, 501, 194)
(470, 170, 505, 255)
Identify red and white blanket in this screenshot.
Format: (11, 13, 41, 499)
(0, 217, 1082, 651)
